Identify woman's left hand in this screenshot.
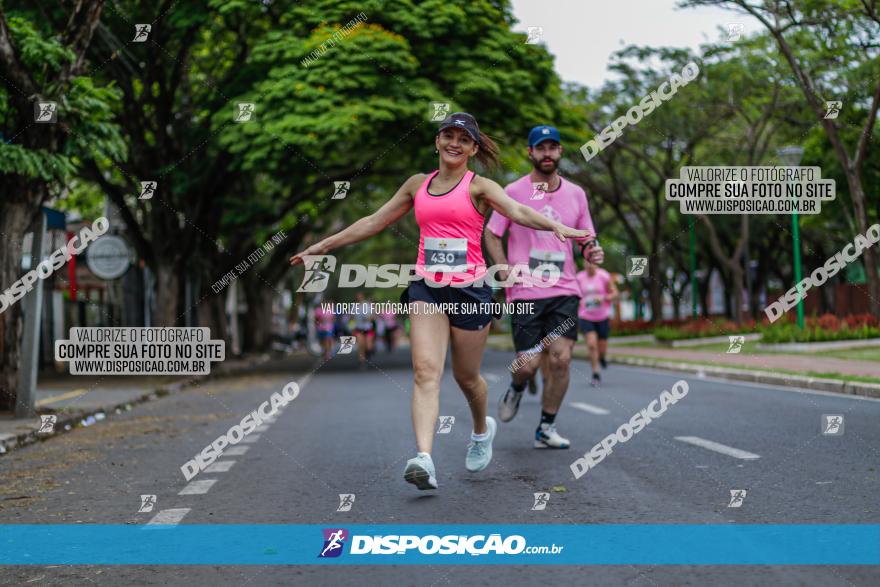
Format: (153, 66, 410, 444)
(553, 224, 592, 242)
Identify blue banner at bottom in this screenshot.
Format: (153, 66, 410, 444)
(1, 524, 878, 565)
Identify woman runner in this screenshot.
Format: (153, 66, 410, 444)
(289, 112, 591, 490)
(576, 260, 619, 387)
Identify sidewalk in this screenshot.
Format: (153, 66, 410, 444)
(0, 353, 313, 455)
(485, 335, 880, 399)
(612, 345, 880, 379)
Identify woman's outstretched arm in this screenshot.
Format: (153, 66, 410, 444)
(472, 176, 593, 242)
(289, 174, 424, 266)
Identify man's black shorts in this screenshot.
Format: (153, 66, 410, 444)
(400, 278, 498, 331)
(510, 295, 579, 352)
(579, 318, 611, 340)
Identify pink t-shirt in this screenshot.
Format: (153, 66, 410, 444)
(576, 268, 612, 321)
(486, 175, 595, 301)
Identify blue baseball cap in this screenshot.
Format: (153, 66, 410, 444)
(528, 125, 561, 147)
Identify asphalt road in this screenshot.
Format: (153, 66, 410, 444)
(2, 346, 879, 586)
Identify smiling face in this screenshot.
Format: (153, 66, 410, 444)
(435, 127, 479, 165)
(529, 140, 562, 174)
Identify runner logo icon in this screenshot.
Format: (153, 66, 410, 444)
(37, 415, 57, 434)
(138, 494, 156, 513)
(824, 101, 842, 120)
(297, 255, 336, 292)
(728, 489, 747, 508)
(627, 256, 648, 277)
(319, 528, 348, 558)
(531, 492, 549, 511)
(821, 414, 844, 435)
(726, 335, 744, 354)
(337, 336, 355, 354)
(436, 416, 455, 434)
(337, 494, 355, 512)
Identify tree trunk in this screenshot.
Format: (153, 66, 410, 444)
(0, 201, 30, 412)
(846, 174, 880, 316)
(731, 266, 744, 324)
(648, 272, 663, 323)
(241, 276, 274, 353)
(198, 290, 229, 349)
(154, 260, 181, 327)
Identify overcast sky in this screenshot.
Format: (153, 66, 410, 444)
(510, 0, 749, 89)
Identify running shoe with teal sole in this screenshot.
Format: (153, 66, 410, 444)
(466, 416, 497, 472)
(403, 453, 438, 490)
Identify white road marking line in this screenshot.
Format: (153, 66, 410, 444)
(816, 481, 833, 485)
(203, 460, 236, 473)
(242, 434, 261, 443)
(224, 446, 250, 456)
(674, 436, 761, 460)
(570, 402, 610, 415)
(146, 508, 190, 525)
(178, 479, 217, 495)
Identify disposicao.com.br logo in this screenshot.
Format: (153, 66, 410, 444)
(318, 529, 563, 558)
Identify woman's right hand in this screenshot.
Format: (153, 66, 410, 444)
(289, 243, 324, 266)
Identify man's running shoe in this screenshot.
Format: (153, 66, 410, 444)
(600, 356, 608, 369)
(534, 423, 570, 449)
(591, 373, 601, 387)
(403, 453, 438, 490)
(465, 417, 497, 472)
(498, 384, 524, 422)
(527, 374, 538, 395)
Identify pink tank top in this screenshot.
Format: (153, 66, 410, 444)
(414, 170, 487, 286)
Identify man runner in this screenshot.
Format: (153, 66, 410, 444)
(485, 125, 603, 448)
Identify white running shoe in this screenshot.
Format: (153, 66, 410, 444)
(534, 423, 570, 449)
(403, 453, 438, 490)
(498, 384, 524, 422)
(466, 417, 497, 472)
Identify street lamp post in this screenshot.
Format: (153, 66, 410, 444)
(777, 146, 805, 329)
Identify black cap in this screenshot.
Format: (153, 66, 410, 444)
(437, 112, 481, 144)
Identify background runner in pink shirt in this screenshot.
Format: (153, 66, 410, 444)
(576, 264, 619, 386)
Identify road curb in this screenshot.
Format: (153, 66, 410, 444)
(609, 356, 880, 399)
(0, 353, 289, 457)
(485, 339, 880, 399)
